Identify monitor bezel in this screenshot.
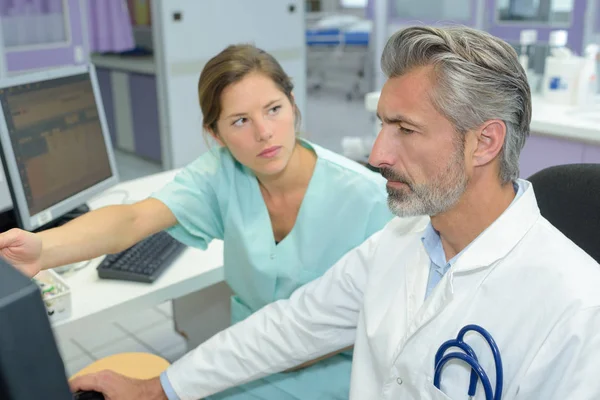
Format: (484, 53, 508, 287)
(0, 64, 119, 231)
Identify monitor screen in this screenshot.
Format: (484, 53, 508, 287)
(0, 65, 118, 231)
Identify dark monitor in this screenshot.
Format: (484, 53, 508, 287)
(0, 65, 119, 231)
(0, 258, 72, 399)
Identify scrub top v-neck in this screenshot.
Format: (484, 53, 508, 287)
(152, 139, 393, 324)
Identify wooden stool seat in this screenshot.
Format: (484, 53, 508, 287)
(70, 352, 170, 380)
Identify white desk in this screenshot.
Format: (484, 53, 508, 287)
(52, 170, 225, 337)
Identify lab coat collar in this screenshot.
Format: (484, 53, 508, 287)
(450, 179, 540, 273)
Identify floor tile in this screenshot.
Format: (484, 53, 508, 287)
(64, 353, 96, 378)
(135, 320, 186, 353)
(156, 301, 173, 317)
(159, 341, 188, 364)
(89, 336, 154, 360)
(71, 323, 128, 351)
(115, 307, 168, 334)
(54, 335, 84, 361)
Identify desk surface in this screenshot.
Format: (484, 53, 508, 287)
(52, 170, 224, 336)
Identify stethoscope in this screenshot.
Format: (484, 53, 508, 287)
(434, 324, 504, 400)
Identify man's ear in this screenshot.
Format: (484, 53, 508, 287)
(206, 127, 225, 147)
(472, 120, 506, 168)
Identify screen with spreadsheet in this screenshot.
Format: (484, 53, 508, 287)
(0, 72, 113, 216)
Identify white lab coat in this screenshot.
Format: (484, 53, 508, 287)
(167, 179, 600, 399)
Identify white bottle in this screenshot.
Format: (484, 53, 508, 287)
(543, 30, 581, 105)
(575, 44, 599, 107)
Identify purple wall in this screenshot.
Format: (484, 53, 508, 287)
(518, 134, 600, 178)
(366, 0, 478, 25)
(366, 0, 478, 26)
(388, 0, 479, 26)
(367, 0, 589, 54)
(583, 143, 600, 163)
(485, 0, 587, 55)
(5, 0, 85, 71)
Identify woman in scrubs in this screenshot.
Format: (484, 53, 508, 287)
(0, 45, 393, 399)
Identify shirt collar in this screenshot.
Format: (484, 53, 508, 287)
(421, 181, 525, 268)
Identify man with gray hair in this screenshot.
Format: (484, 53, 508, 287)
(73, 26, 600, 399)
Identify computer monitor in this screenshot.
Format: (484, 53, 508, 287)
(0, 258, 73, 399)
(0, 65, 119, 231)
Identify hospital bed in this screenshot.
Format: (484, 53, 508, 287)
(306, 16, 373, 100)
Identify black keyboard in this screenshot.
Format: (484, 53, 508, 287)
(96, 231, 186, 283)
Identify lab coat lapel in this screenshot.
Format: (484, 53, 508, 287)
(405, 252, 454, 339)
(392, 245, 454, 363)
(453, 179, 540, 273)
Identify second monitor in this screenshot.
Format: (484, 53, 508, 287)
(0, 65, 119, 231)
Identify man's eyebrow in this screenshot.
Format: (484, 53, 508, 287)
(377, 113, 424, 129)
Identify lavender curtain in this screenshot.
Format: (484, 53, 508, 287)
(87, 0, 135, 53)
(0, 0, 66, 47)
(0, 0, 134, 52)
(0, 0, 63, 16)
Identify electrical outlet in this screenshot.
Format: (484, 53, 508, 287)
(74, 46, 84, 63)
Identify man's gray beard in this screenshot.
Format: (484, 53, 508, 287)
(384, 149, 469, 218)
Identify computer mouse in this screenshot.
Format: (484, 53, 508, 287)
(73, 390, 105, 400)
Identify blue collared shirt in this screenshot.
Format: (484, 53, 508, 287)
(160, 371, 179, 400)
(422, 182, 523, 299)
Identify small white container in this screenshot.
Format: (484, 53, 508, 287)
(33, 270, 72, 323)
(542, 30, 581, 105)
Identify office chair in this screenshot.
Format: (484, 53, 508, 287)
(527, 163, 600, 264)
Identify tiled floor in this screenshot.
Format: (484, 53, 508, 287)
(55, 301, 188, 377)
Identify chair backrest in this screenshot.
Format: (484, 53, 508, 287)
(527, 164, 600, 264)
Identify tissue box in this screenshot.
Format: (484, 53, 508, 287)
(33, 270, 72, 323)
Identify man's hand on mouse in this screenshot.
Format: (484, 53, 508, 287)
(70, 370, 168, 400)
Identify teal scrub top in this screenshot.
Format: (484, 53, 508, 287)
(152, 139, 393, 324)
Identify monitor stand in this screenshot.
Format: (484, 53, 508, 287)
(0, 204, 90, 233)
(35, 203, 91, 232)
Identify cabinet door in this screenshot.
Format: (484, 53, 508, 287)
(519, 134, 585, 178)
(153, 0, 305, 168)
(129, 73, 161, 162)
(1, 0, 86, 73)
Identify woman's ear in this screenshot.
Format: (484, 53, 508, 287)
(206, 126, 225, 147)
